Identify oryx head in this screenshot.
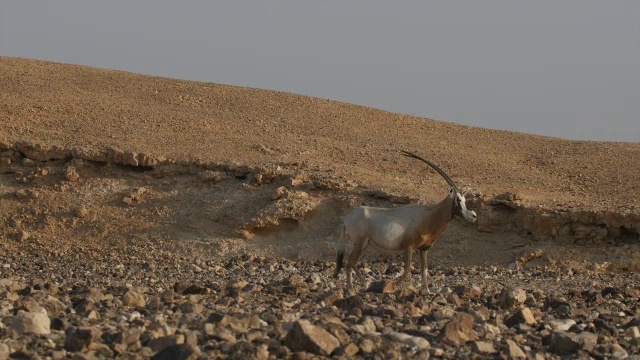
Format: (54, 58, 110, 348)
(400, 150, 478, 223)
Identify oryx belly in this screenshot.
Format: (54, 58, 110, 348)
(369, 221, 408, 250)
(364, 206, 423, 251)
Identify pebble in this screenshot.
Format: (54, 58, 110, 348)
(367, 280, 396, 294)
(0, 343, 9, 360)
(384, 332, 431, 350)
(122, 290, 146, 307)
(64, 327, 102, 352)
(505, 339, 527, 358)
(550, 318, 576, 331)
(472, 340, 496, 354)
(499, 287, 527, 308)
(151, 344, 199, 360)
(441, 312, 478, 345)
(505, 307, 537, 327)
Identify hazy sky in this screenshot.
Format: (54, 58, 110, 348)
(1, 1, 638, 142)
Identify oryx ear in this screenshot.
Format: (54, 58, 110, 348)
(448, 187, 454, 195)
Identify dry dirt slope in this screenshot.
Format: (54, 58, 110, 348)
(0, 57, 639, 269)
(1, 56, 639, 211)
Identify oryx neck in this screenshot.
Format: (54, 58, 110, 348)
(434, 194, 456, 221)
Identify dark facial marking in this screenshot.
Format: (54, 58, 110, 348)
(451, 194, 464, 219)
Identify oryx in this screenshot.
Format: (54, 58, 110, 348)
(334, 150, 477, 293)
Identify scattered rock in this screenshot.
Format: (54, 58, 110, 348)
(284, 320, 340, 356)
(384, 332, 431, 350)
(287, 274, 305, 286)
(338, 342, 359, 356)
(609, 343, 628, 358)
(272, 186, 287, 200)
(547, 331, 598, 355)
(367, 280, 396, 294)
(122, 187, 147, 206)
(148, 335, 185, 352)
(65, 327, 102, 352)
(0, 343, 9, 360)
(182, 284, 210, 295)
(16, 230, 30, 241)
(358, 336, 378, 354)
(75, 206, 89, 218)
(441, 312, 478, 345)
(51, 317, 71, 331)
(15, 296, 43, 313)
(472, 340, 496, 354)
(9, 311, 50, 335)
(550, 318, 576, 331)
(453, 284, 482, 298)
(505, 307, 536, 327)
(198, 170, 223, 183)
(504, 339, 527, 358)
(187, 264, 203, 273)
(627, 326, 640, 343)
(151, 344, 199, 360)
(122, 290, 146, 307)
(14, 189, 29, 200)
(254, 144, 276, 155)
(334, 296, 364, 314)
(64, 166, 80, 182)
(498, 287, 527, 308)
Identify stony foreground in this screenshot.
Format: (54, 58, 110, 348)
(1, 250, 639, 360)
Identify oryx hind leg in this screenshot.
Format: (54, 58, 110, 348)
(355, 239, 369, 286)
(346, 237, 368, 293)
(396, 247, 414, 287)
(420, 249, 430, 292)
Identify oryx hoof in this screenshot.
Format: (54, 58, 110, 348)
(360, 281, 370, 291)
(419, 287, 432, 295)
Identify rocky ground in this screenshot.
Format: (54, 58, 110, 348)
(1, 248, 639, 359)
(1, 57, 640, 359)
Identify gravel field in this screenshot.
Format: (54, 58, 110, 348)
(1, 248, 639, 359)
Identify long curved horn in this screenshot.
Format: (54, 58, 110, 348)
(399, 150, 460, 193)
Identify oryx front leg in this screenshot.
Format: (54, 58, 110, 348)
(346, 237, 368, 293)
(420, 249, 430, 291)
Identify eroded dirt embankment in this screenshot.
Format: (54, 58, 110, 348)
(1, 141, 639, 271)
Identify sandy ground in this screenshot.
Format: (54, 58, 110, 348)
(1, 57, 638, 213)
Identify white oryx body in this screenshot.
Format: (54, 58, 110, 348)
(344, 203, 441, 252)
(334, 151, 477, 293)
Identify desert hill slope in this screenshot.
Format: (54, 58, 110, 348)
(3, 57, 640, 359)
(1, 56, 640, 269)
(2, 57, 639, 212)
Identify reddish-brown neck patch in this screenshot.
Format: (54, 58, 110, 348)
(416, 195, 454, 250)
